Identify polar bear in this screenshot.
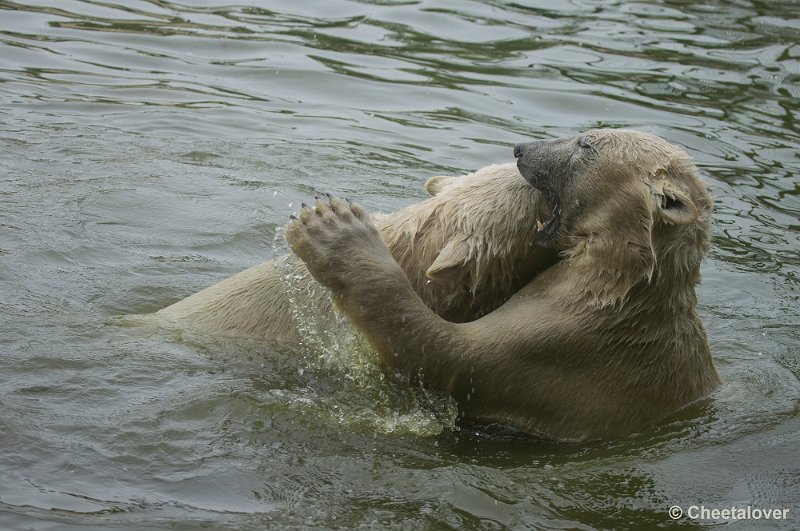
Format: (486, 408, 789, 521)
(157, 164, 557, 342)
(286, 129, 721, 440)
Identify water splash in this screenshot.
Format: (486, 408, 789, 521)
(272, 228, 458, 436)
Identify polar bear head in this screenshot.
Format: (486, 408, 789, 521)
(515, 129, 712, 306)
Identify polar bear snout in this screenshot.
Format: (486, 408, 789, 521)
(513, 140, 552, 162)
(514, 139, 560, 201)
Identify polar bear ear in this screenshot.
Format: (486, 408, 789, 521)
(426, 239, 470, 280)
(650, 180, 698, 225)
(425, 175, 458, 197)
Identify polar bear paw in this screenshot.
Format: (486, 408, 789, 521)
(286, 195, 393, 291)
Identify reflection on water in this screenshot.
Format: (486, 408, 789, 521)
(1, 0, 798, 529)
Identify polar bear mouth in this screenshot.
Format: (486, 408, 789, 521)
(536, 202, 562, 246)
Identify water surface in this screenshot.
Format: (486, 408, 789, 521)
(1, 0, 799, 529)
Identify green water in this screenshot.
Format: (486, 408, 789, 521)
(1, 1, 798, 529)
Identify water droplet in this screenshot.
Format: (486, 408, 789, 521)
(273, 190, 278, 195)
(288, 202, 293, 208)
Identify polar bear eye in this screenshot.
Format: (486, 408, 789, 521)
(573, 137, 598, 162)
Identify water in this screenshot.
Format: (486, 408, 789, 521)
(1, 0, 798, 529)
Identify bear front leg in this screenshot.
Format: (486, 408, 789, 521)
(286, 195, 469, 385)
